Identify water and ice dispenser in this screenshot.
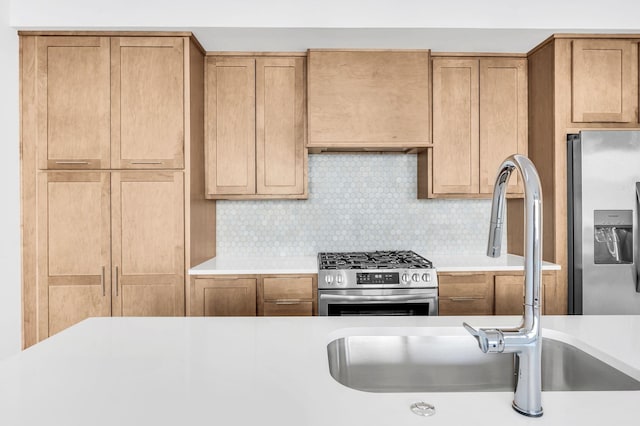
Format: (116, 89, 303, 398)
(593, 210, 633, 264)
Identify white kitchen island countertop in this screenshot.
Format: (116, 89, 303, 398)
(189, 253, 560, 275)
(0, 315, 637, 426)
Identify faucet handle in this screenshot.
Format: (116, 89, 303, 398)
(463, 322, 505, 353)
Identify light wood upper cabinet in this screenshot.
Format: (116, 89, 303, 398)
(424, 56, 527, 198)
(36, 37, 111, 170)
(36, 36, 185, 171)
(256, 58, 306, 196)
(431, 58, 479, 195)
(205, 56, 307, 199)
(307, 50, 430, 148)
(111, 37, 185, 169)
(479, 58, 528, 194)
(37, 172, 112, 338)
(192, 277, 257, 316)
(571, 39, 638, 123)
(205, 57, 256, 195)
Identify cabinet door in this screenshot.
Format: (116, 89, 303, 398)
(431, 58, 479, 195)
(36, 37, 110, 170)
(307, 50, 430, 148)
(256, 57, 306, 196)
(111, 171, 185, 317)
(494, 274, 553, 315)
(111, 37, 185, 169)
(572, 39, 638, 123)
(193, 278, 257, 316)
(479, 58, 527, 195)
(205, 57, 256, 196)
(438, 273, 493, 315)
(37, 172, 111, 339)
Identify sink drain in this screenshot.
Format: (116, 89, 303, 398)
(410, 402, 435, 417)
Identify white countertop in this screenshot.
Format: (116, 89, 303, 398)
(189, 253, 560, 275)
(0, 315, 637, 426)
(189, 255, 318, 275)
(429, 254, 562, 272)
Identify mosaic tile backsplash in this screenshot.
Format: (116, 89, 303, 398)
(216, 154, 504, 256)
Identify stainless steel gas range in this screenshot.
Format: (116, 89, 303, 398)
(317, 250, 438, 316)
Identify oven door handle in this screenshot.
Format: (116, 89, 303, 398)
(320, 294, 433, 303)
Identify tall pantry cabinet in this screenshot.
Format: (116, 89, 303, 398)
(20, 32, 216, 348)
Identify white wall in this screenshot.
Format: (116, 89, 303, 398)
(10, 0, 640, 29)
(0, 0, 21, 359)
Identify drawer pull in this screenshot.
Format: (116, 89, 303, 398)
(275, 300, 303, 305)
(55, 161, 90, 165)
(130, 161, 163, 165)
(450, 297, 482, 302)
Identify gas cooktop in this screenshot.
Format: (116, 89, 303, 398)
(318, 250, 433, 270)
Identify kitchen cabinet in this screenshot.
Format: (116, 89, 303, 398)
(36, 36, 185, 170)
(205, 55, 307, 199)
(111, 37, 185, 169)
(110, 171, 185, 316)
(307, 50, 431, 150)
(35, 36, 111, 169)
(37, 171, 185, 337)
(22, 32, 216, 347)
(420, 56, 527, 198)
(192, 277, 257, 316)
(571, 39, 638, 123)
(36, 172, 112, 335)
(258, 275, 317, 316)
(190, 274, 318, 316)
(494, 273, 558, 315)
(438, 270, 561, 316)
(438, 273, 494, 315)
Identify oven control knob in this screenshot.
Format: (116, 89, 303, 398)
(401, 273, 410, 284)
(325, 275, 334, 285)
(412, 273, 420, 282)
(422, 273, 431, 282)
(336, 275, 343, 285)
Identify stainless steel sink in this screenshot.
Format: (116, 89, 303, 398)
(327, 334, 640, 392)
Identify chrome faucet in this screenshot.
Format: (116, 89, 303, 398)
(463, 154, 543, 417)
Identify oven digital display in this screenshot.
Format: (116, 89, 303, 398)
(356, 272, 399, 285)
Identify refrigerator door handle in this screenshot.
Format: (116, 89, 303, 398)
(635, 183, 640, 292)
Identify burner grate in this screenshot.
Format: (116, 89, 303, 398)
(318, 250, 433, 270)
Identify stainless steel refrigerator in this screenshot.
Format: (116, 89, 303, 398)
(568, 130, 640, 314)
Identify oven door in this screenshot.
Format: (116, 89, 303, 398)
(318, 288, 438, 316)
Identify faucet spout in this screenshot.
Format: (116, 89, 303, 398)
(464, 154, 544, 418)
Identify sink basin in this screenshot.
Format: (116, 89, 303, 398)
(327, 334, 640, 392)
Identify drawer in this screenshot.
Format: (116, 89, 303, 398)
(263, 277, 314, 300)
(263, 301, 313, 316)
(439, 297, 493, 316)
(438, 273, 492, 298)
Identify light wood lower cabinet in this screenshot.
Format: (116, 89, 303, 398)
(37, 171, 185, 338)
(438, 273, 494, 315)
(494, 272, 559, 315)
(192, 277, 257, 316)
(258, 276, 317, 316)
(438, 270, 562, 316)
(190, 274, 317, 316)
